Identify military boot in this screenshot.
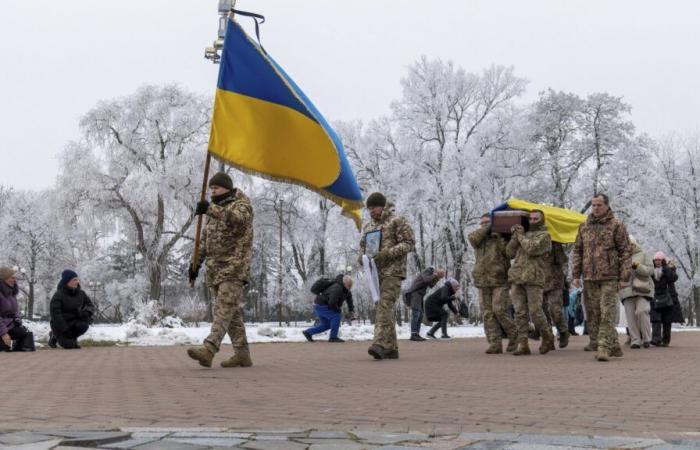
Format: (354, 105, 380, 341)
(220, 351, 252, 368)
(595, 348, 610, 362)
(384, 349, 399, 359)
(187, 346, 214, 368)
(505, 339, 518, 353)
(368, 344, 385, 360)
(558, 331, 570, 349)
(583, 342, 598, 352)
(485, 342, 503, 354)
(539, 330, 555, 354)
(513, 340, 531, 356)
(610, 346, 624, 358)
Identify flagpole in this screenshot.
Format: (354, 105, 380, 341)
(192, 1, 236, 287)
(191, 152, 212, 288)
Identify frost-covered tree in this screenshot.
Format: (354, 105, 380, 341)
(58, 84, 211, 301)
(652, 132, 700, 325)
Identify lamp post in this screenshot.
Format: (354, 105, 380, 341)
(87, 281, 102, 321)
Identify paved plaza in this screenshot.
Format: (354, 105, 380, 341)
(2, 333, 700, 449)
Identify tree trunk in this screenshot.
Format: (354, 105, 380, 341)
(26, 250, 37, 319)
(149, 264, 162, 302)
(694, 284, 700, 327)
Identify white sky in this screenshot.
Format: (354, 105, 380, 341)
(2, 0, 700, 190)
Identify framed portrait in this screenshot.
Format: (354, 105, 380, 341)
(364, 230, 382, 258)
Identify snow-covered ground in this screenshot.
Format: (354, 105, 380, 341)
(23, 320, 699, 347)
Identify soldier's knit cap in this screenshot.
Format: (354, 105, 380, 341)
(0, 266, 16, 281)
(209, 172, 234, 191)
(366, 192, 387, 208)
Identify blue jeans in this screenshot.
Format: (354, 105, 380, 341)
(305, 305, 342, 339)
(410, 308, 423, 334)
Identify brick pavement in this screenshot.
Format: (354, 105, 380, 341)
(2, 333, 700, 440)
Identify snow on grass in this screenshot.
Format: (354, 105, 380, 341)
(23, 321, 698, 347)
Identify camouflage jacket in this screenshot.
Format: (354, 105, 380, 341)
(468, 225, 510, 288)
(505, 223, 552, 287)
(199, 189, 254, 286)
(543, 242, 568, 292)
(572, 209, 631, 282)
(359, 202, 415, 280)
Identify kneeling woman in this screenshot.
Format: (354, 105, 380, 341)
(49, 270, 95, 349)
(0, 266, 35, 352)
(425, 278, 460, 339)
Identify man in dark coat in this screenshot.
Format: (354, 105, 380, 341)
(49, 269, 95, 349)
(404, 267, 445, 341)
(302, 275, 356, 342)
(650, 252, 684, 347)
(424, 279, 460, 339)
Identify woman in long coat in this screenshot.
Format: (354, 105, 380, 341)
(650, 252, 684, 347)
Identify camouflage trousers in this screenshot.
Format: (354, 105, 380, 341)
(204, 280, 249, 355)
(479, 286, 516, 344)
(583, 280, 620, 352)
(543, 289, 567, 334)
(511, 284, 549, 342)
(373, 276, 401, 351)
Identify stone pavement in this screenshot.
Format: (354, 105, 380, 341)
(2, 428, 700, 450)
(2, 332, 700, 446)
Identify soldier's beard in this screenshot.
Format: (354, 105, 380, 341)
(529, 220, 545, 231)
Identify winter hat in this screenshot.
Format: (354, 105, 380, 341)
(0, 266, 16, 281)
(208, 172, 234, 191)
(653, 251, 666, 261)
(61, 269, 79, 285)
(366, 192, 387, 208)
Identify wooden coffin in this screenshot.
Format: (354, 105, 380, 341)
(491, 210, 529, 234)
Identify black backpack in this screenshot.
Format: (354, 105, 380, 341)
(310, 277, 335, 295)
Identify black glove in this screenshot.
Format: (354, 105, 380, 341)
(195, 201, 210, 215)
(188, 263, 200, 282)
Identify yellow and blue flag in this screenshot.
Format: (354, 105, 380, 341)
(492, 198, 587, 243)
(209, 17, 364, 227)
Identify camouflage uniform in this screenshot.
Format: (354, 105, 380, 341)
(198, 189, 254, 357)
(468, 224, 517, 351)
(572, 209, 631, 358)
(360, 202, 415, 354)
(506, 221, 553, 353)
(543, 242, 569, 340)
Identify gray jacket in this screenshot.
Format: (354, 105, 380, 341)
(404, 268, 440, 310)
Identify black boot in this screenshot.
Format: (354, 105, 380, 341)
(48, 332, 58, 349)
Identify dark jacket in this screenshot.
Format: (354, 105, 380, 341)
(50, 281, 95, 335)
(651, 266, 684, 324)
(424, 283, 458, 321)
(405, 268, 440, 310)
(0, 281, 20, 336)
(314, 275, 354, 313)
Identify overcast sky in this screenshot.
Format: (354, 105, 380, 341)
(2, 0, 700, 190)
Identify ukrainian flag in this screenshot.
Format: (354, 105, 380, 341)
(209, 17, 364, 227)
(492, 198, 587, 243)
